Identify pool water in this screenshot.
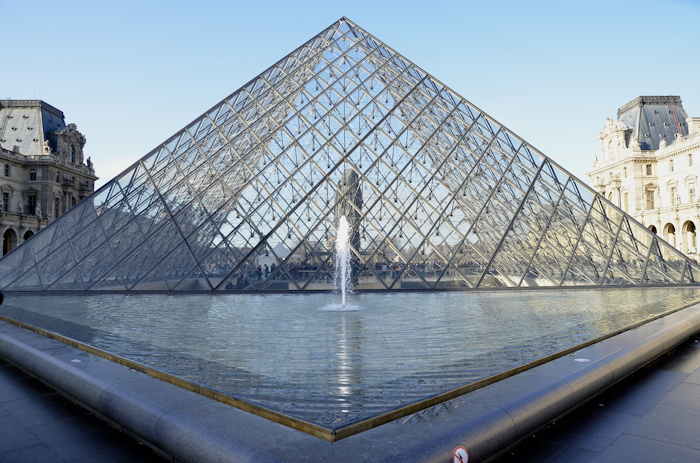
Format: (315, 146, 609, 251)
(3, 288, 700, 429)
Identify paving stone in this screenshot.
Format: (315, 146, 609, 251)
(494, 339, 700, 462)
(547, 408, 642, 452)
(594, 434, 700, 463)
(474, 434, 567, 462)
(595, 368, 684, 417)
(0, 355, 163, 462)
(0, 443, 67, 463)
(627, 404, 700, 450)
(546, 446, 600, 463)
(0, 420, 41, 453)
(683, 367, 700, 385)
(656, 381, 700, 414)
(1, 394, 84, 428)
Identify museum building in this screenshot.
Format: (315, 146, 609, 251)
(0, 100, 97, 255)
(588, 95, 700, 258)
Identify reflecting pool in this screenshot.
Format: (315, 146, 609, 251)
(3, 288, 700, 429)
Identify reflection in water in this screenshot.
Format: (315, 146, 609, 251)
(334, 313, 363, 413)
(2, 287, 700, 428)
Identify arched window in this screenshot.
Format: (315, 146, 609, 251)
(23, 230, 34, 241)
(648, 225, 658, 234)
(2, 229, 17, 255)
(664, 223, 676, 247)
(683, 221, 697, 254)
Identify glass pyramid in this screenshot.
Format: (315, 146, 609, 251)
(1, 17, 697, 292)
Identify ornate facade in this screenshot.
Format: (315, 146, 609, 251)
(0, 100, 97, 255)
(588, 96, 700, 258)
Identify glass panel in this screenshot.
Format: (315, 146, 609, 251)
(0, 17, 697, 292)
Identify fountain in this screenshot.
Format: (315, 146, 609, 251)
(335, 215, 352, 305)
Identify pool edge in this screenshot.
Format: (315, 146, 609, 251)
(0, 301, 699, 461)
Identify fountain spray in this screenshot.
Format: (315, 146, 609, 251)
(335, 215, 352, 305)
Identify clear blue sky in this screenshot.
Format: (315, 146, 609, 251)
(2, 0, 699, 187)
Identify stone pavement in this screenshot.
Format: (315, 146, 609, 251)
(0, 356, 164, 463)
(496, 334, 700, 463)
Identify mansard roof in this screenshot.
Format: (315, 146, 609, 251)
(0, 99, 68, 157)
(617, 96, 689, 151)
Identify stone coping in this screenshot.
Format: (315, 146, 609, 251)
(0, 302, 699, 462)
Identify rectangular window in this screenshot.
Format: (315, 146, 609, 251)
(646, 164, 652, 176)
(623, 192, 629, 211)
(623, 167, 627, 178)
(690, 153, 694, 167)
(2, 192, 8, 212)
(690, 188, 696, 203)
(27, 194, 36, 215)
(29, 169, 36, 181)
(670, 159, 674, 172)
(671, 187, 677, 206)
(4, 164, 10, 177)
(646, 190, 655, 209)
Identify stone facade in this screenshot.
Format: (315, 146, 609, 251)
(588, 96, 700, 258)
(0, 100, 97, 255)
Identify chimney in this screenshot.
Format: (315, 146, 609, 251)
(688, 117, 700, 136)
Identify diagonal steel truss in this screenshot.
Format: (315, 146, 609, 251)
(0, 17, 697, 292)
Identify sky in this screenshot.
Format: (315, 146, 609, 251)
(2, 0, 699, 188)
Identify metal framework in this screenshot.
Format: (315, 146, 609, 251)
(0, 17, 697, 292)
